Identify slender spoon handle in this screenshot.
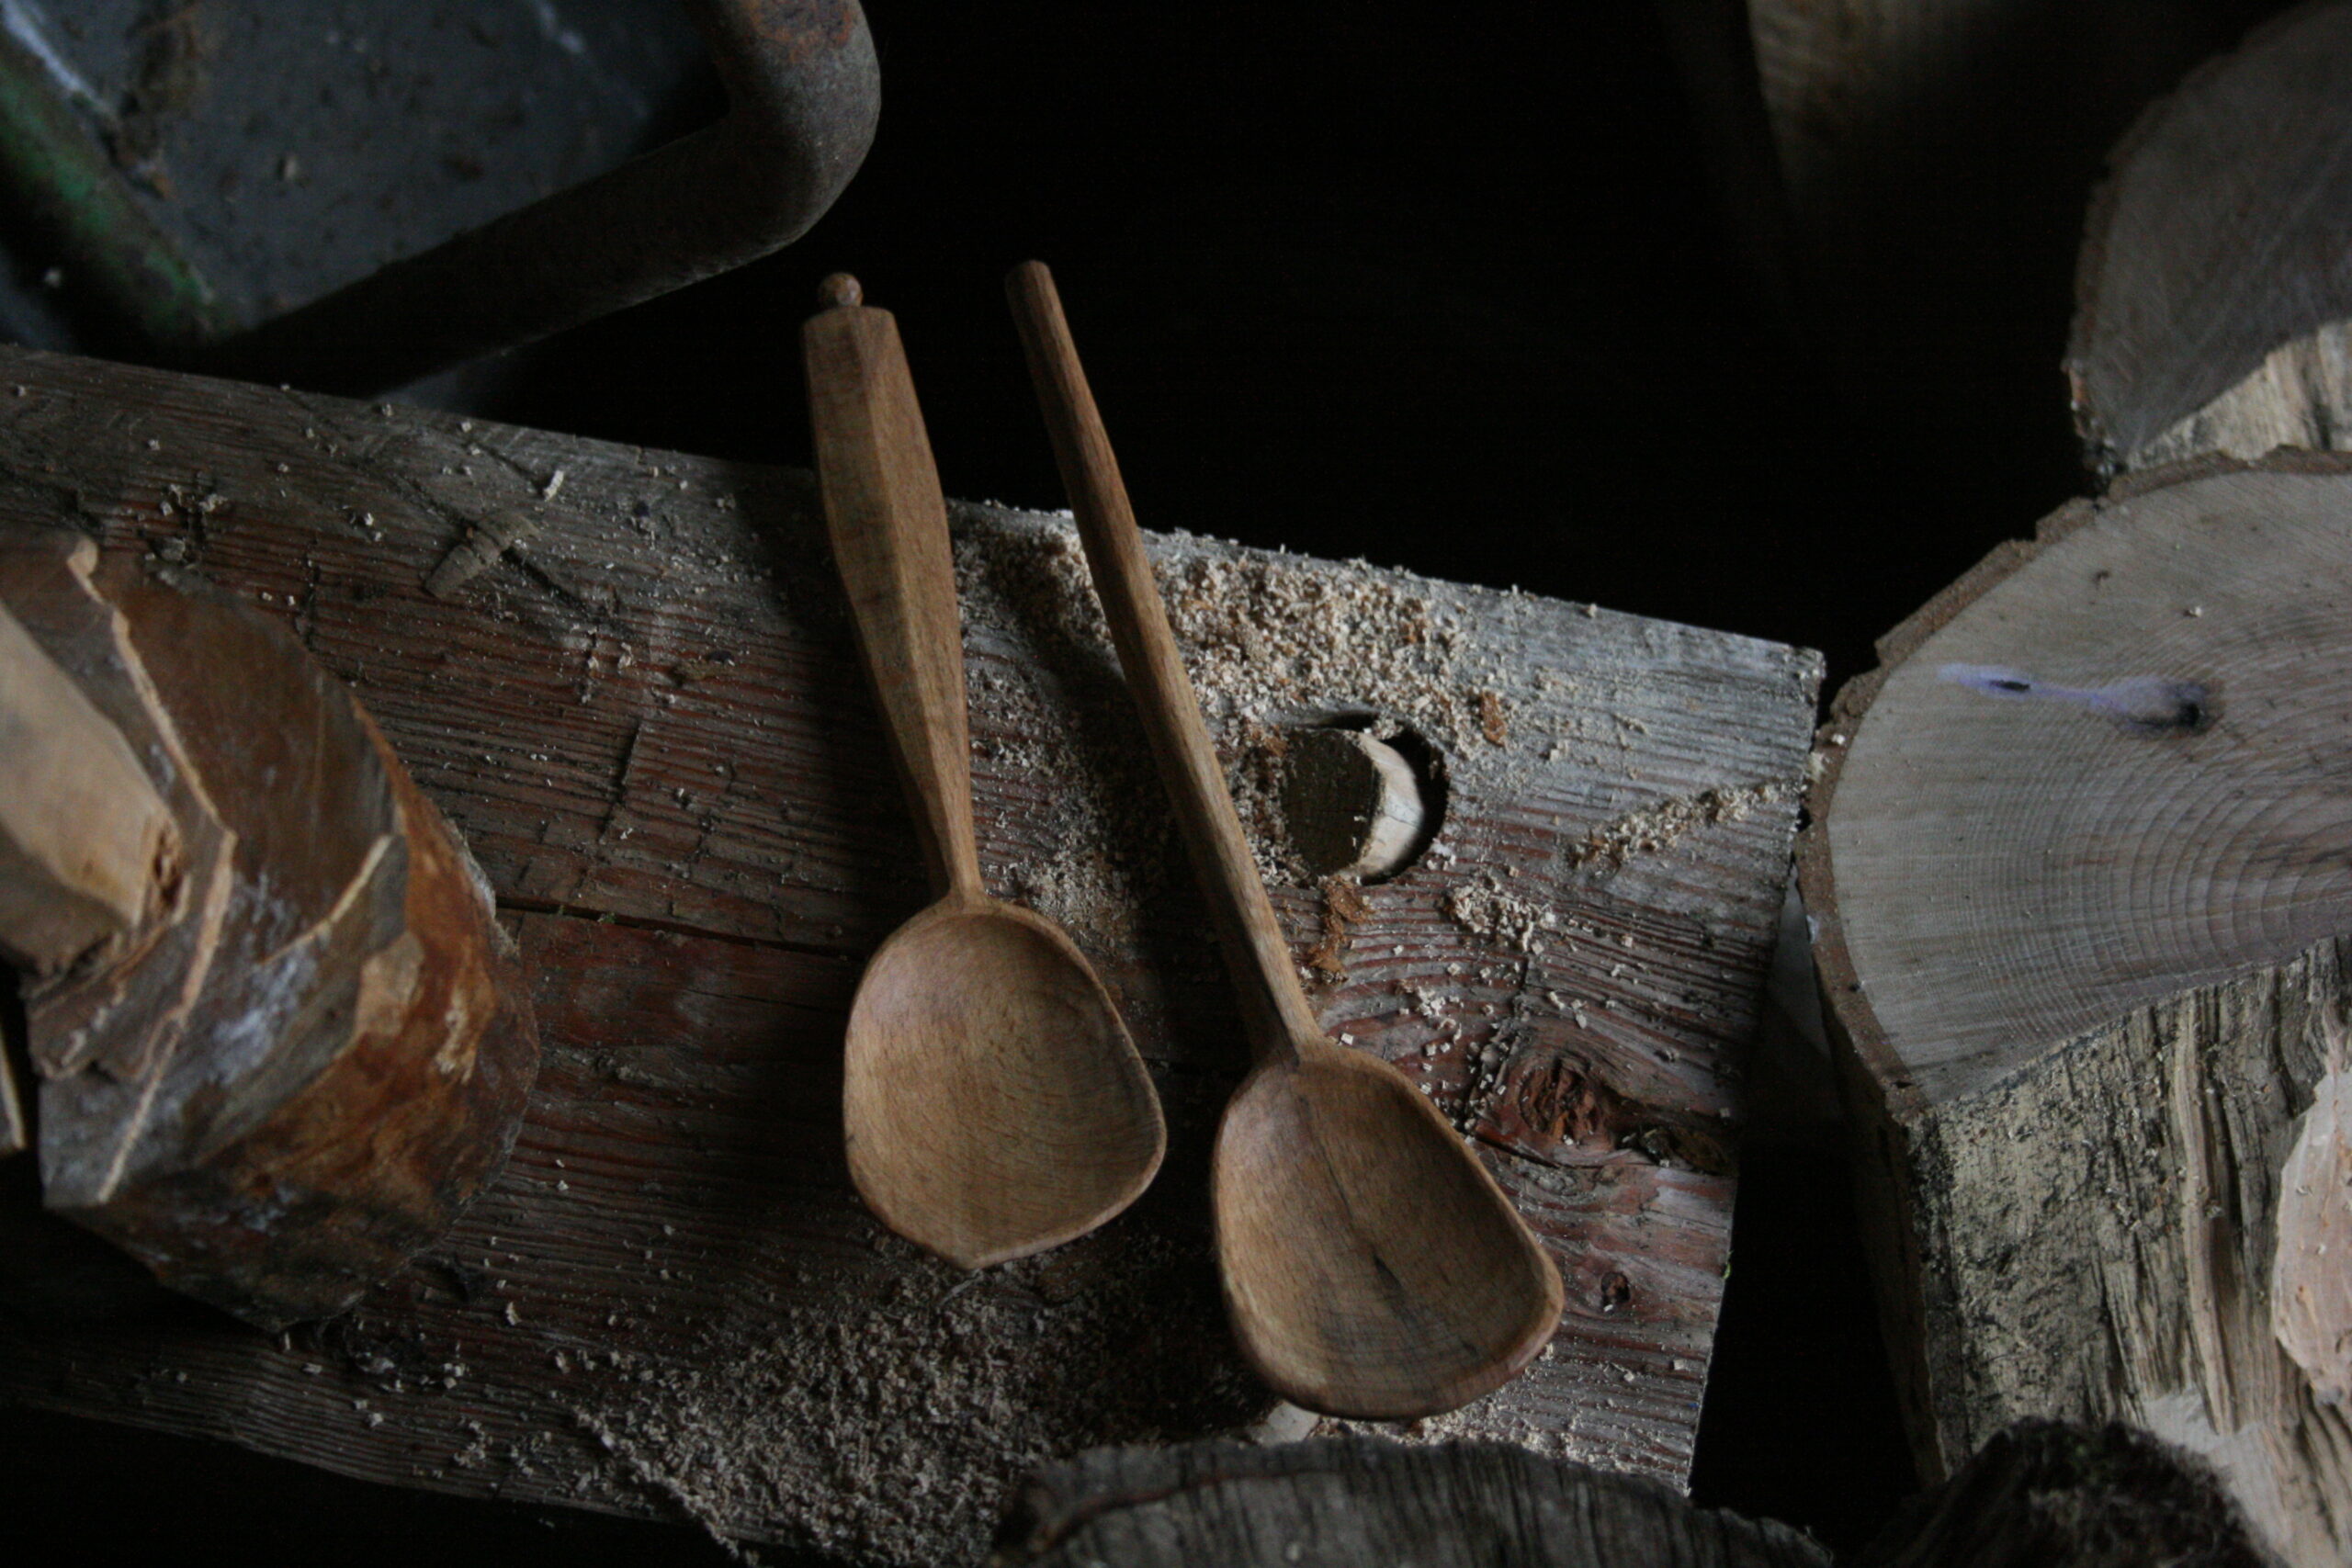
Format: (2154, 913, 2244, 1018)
(1008, 260, 1321, 1064)
(804, 274, 984, 903)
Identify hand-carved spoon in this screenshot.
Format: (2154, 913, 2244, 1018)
(1008, 260, 1565, 1418)
(804, 273, 1165, 1269)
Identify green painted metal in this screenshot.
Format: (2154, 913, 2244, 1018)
(0, 28, 225, 351)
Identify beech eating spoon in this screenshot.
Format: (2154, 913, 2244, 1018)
(804, 274, 1165, 1269)
(1008, 260, 1565, 1417)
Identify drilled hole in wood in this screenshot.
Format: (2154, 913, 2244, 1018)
(1278, 715, 1446, 884)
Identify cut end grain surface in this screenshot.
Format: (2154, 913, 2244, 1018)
(1803, 454, 2352, 1564)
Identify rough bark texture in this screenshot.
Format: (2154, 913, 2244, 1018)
(1801, 453, 2352, 1566)
(2070, 2, 2352, 477)
(992, 1436, 1832, 1568)
(2, 526, 537, 1330)
(1854, 1420, 2273, 1568)
(0, 344, 1817, 1564)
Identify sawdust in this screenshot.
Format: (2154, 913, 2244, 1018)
(570, 1218, 1268, 1566)
(1477, 689, 1509, 745)
(945, 507, 1479, 945)
(1304, 875, 1374, 978)
(1566, 781, 1798, 873)
(948, 512, 1174, 948)
(1442, 881, 1563, 955)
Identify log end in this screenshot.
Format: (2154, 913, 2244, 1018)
(8, 556, 537, 1328)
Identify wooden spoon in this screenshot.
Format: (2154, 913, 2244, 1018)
(803, 273, 1165, 1270)
(1007, 260, 1565, 1417)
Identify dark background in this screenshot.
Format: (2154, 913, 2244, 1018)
(0, 1, 2301, 1560)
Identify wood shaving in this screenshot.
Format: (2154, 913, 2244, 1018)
(1566, 781, 1797, 873)
(946, 509, 1480, 944)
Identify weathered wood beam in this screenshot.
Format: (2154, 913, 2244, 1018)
(0, 344, 1817, 1562)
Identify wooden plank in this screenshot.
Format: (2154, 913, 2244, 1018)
(0, 345, 1820, 1563)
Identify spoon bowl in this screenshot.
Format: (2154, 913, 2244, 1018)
(844, 896, 1164, 1269)
(1215, 1045, 1564, 1417)
(1010, 258, 1564, 1416)
(806, 273, 1165, 1269)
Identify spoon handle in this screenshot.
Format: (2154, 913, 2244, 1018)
(804, 275, 985, 903)
(1008, 261, 1322, 1064)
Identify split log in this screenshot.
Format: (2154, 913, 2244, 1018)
(1800, 451, 2352, 1565)
(0, 594, 177, 977)
(0, 344, 1817, 1564)
(991, 1436, 1832, 1568)
(0, 526, 538, 1329)
(2068, 2, 2352, 479)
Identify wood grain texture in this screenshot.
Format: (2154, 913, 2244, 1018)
(993, 1436, 1833, 1568)
(805, 281, 1164, 1272)
(3, 534, 539, 1329)
(0, 530, 227, 1086)
(1010, 259, 1563, 1419)
(0, 593, 177, 976)
(0, 344, 1817, 1563)
(2070, 2, 2352, 475)
(1801, 454, 2352, 1564)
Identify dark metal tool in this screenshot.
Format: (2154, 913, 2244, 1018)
(0, 0, 878, 394)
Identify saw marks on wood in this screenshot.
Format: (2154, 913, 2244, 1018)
(1824, 462, 2352, 1108)
(1804, 453, 2352, 1565)
(0, 345, 1817, 1562)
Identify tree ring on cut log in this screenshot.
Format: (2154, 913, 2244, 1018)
(1799, 453, 2352, 1565)
(2, 532, 538, 1329)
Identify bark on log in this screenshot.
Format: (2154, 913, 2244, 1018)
(992, 1436, 1832, 1568)
(0, 344, 1818, 1564)
(2070, 1, 2352, 478)
(991, 1422, 2267, 1568)
(0, 525, 539, 1329)
(1800, 452, 2352, 1565)
(1853, 1420, 2270, 1568)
